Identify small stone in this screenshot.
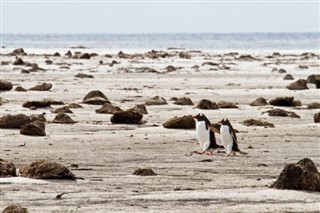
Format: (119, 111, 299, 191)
(196, 99, 218, 109)
(133, 168, 157, 176)
(67, 103, 83, 108)
(265, 109, 300, 118)
(179, 51, 191, 59)
(53, 52, 61, 57)
(217, 101, 238, 108)
(283, 74, 294, 80)
(286, 79, 308, 90)
(95, 103, 123, 114)
(83, 90, 110, 105)
(13, 57, 24, 65)
(110, 111, 143, 124)
(145, 96, 167, 106)
(241, 119, 274, 128)
(165, 65, 176, 72)
(29, 83, 52, 91)
(0, 159, 17, 177)
(173, 97, 194, 105)
(15, 86, 27, 92)
(53, 113, 76, 124)
(51, 106, 73, 114)
(12, 48, 26, 56)
(127, 104, 148, 114)
(79, 53, 91, 59)
(0, 80, 13, 91)
(2, 205, 28, 213)
(314, 112, 320, 123)
(307, 102, 320, 109)
(278, 69, 286, 73)
(75, 73, 94, 78)
(250, 97, 268, 106)
(20, 121, 46, 136)
(163, 115, 195, 129)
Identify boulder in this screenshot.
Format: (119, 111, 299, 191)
(20, 160, 75, 180)
(165, 65, 176, 72)
(75, 73, 94, 78)
(241, 119, 274, 128)
(53, 113, 76, 124)
(127, 104, 148, 114)
(82, 90, 110, 105)
(15, 86, 27, 92)
(12, 48, 26, 56)
(237, 54, 256, 61)
(51, 106, 73, 114)
(286, 79, 308, 90)
(270, 158, 320, 192)
(163, 115, 195, 129)
(196, 99, 218, 110)
(95, 103, 123, 114)
(145, 96, 167, 106)
(79, 53, 91, 59)
(133, 168, 157, 176)
(306, 74, 320, 84)
(29, 83, 52, 91)
(0, 114, 31, 128)
(23, 100, 51, 109)
(314, 112, 320, 123)
(2, 205, 28, 213)
(249, 97, 268, 106)
(53, 52, 60, 57)
(30, 113, 46, 122)
(110, 111, 143, 124)
(269, 96, 295, 107)
(278, 68, 286, 73)
(13, 57, 24, 65)
(45, 60, 53, 65)
(283, 74, 294, 80)
(0, 159, 17, 177)
(67, 103, 83, 108)
(20, 121, 46, 136)
(0, 80, 13, 91)
(217, 101, 238, 108)
(307, 102, 320, 109)
(173, 97, 194, 105)
(178, 51, 191, 59)
(265, 109, 300, 118)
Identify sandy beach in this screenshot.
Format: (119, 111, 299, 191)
(1, 48, 319, 212)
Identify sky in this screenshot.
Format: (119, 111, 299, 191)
(1, 1, 319, 34)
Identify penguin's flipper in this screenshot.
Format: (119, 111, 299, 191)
(210, 126, 220, 134)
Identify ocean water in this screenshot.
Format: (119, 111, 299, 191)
(1, 33, 319, 50)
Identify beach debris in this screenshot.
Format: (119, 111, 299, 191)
(133, 168, 157, 176)
(217, 101, 238, 108)
(0, 159, 17, 177)
(241, 119, 274, 128)
(12, 48, 26, 56)
(82, 90, 110, 105)
(264, 108, 300, 118)
(67, 103, 83, 108)
(53, 113, 76, 124)
(196, 99, 219, 109)
(179, 51, 191, 59)
(20, 121, 46, 136)
(145, 96, 168, 106)
(249, 97, 268, 106)
(306, 74, 320, 84)
(51, 106, 73, 114)
(270, 158, 320, 192)
(2, 205, 28, 213)
(173, 97, 194, 105)
(127, 104, 148, 114)
(308, 102, 320, 109)
(20, 160, 76, 180)
(15, 86, 27, 92)
(110, 110, 143, 124)
(286, 79, 308, 90)
(0, 114, 31, 129)
(29, 83, 52, 91)
(75, 73, 94, 78)
(163, 115, 195, 129)
(269, 96, 301, 107)
(314, 112, 320, 123)
(283, 74, 294, 80)
(165, 65, 177, 72)
(13, 57, 24, 65)
(96, 103, 123, 114)
(0, 80, 13, 91)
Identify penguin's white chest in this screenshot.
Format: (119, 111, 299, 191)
(196, 121, 210, 148)
(220, 125, 233, 147)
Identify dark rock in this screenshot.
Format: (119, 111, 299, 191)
(127, 104, 148, 114)
(20, 160, 76, 180)
(20, 121, 46, 136)
(278, 68, 286, 73)
(0, 159, 17, 177)
(29, 83, 52, 91)
(53, 113, 76, 124)
(30, 113, 46, 122)
(13, 57, 24, 65)
(67, 103, 83, 108)
(283, 74, 294, 80)
(82, 90, 110, 105)
(314, 112, 320, 123)
(269, 96, 295, 107)
(51, 106, 73, 114)
(202, 61, 219, 66)
(12, 48, 26, 56)
(173, 97, 194, 105)
(110, 111, 143, 124)
(316, 80, 320, 89)
(241, 119, 274, 128)
(307, 102, 320, 109)
(133, 168, 157, 176)
(45, 60, 53, 65)
(75, 73, 94, 78)
(217, 101, 238, 108)
(306, 74, 320, 84)
(0, 80, 13, 91)
(287, 79, 308, 90)
(15, 86, 27, 92)
(145, 96, 167, 106)
(23, 99, 61, 109)
(2, 205, 28, 213)
(270, 158, 320, 192)
(21, 69, 30, 74)
(0, 114, 31, 128)
(249, 97, 268, 106)
(272, 52, 281, 57)
(165, 65, 176, 72)
(265, 108, 300, 118)
(53, 52, 61, 57)
(163, 115, 195, 129)
(79, 53, 91, 59)
(196, 99, 219, 110)
(96, 103, 123, 114)
(179, 51, 191, 59)
(237, 55, 256, 61)
(298, 65, 308, 69)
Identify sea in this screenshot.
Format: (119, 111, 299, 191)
(1, 33, 320, 51)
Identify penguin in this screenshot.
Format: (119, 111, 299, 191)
(218, 118, 247, 156)
(192, 113, 223, 155)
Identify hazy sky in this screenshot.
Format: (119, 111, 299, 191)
(1, 1, 319, 33)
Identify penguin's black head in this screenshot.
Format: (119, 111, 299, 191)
(219, 118, 230, 125)
(192, 113, 206, 121)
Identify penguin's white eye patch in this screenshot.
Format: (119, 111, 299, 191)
(199, 113, 203, 116)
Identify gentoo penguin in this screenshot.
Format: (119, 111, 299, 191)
(192, 113, 222, 155)
(218, 118, 247, 156)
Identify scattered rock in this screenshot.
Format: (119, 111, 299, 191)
(196, 99, 218, 110)
(298, 65, 308, 69)
(165, 65, 176, 72)
(12, 48, 26, 56)
(145, 96, 168, 106)
(20, 121, 46, 136)
(237, 54, 256, 61)
(53, 113, 76, 124)
(269, 96, 297, 107)
(202, 61, 219, 66)
(29, 83, 52, 91)
(0, 159, 17, 177)
(278, 69, 286, 73)
(45, 59, 53, 65)
(241, 119, 274, 128)
(173, 97, 194, 105)
(82, 90, 110, 105)
(23, 100, 51, 109)
(30, 113, 46, 122)
(270, 158, 320, 192)
(0, 114, 31, 128)
(249, 97, 268, 106)
(287, 79, 308, 90)
(179, 51, 191, 59)
(2, 205, 28, 213)
(283, 74, 294, 80)
(20, 160, 76, 180)
(265, 108, 300, 118)
(13, 57, 24, 65)
(306, 74, 320, 84)
(314, 112, 320, 123)
(96, 103, 123, 114)
(110, 111, 143, 124)
(79, 53, 91, 59)
(127, 104, 148, 114)
(0, 80, 13, 91)
(15, 86, 27, 92)
(307, 102, 320, 109)
(67, 103, 83, 108)
(217, 101, 238, 108)
(51, 106, 73, 114)
(75, 73, 94, 78)
(133, 168, 157, 176)
(163, 115, 195, 129)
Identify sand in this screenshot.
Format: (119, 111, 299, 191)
(0, 48, 320, 212)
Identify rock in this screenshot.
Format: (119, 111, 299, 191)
(0, 159, 17, 177)
(145, 96, 168, 105)
(133, 168, 157, 176)
(23, 100, 51, 109)
(82, 90, 110, 105)
(67, 103, 83, 108)
(287, 79, 308, 90)
(237, 54, 256, 61)
(298, 65, 308, 69)
(165, 65, 176, 72)
(12, 48, 26, 56)
(0, 114, 31, 128)
(53, 52, 60, 57)
(283, 74, 294, 80)
(196, 99, 219, 110)
(15, 86, 27, 92)
(241, 119, 274, 128)
(178, 51, 191, 59)
(20, 160, 76, 180)
(51, 106, 73, 114)
(21, 69, 30, 74)
(202, 61, 219, 66)
(306, 74, 320, 84)
(0, 80, 13, 91)
(79, 53, 91, 59)
(269, 96, 295, 107)
(20, 121, 46, 136)
(173, 97, 194, 105)
(29, 83, 52, 91)
(110, 111, 143, 124)
(2, 205, 28, 213)
(217, 101, 238, 108)
(314, 112, 320, 123)
(30, 113, 46, 122)
(270, 158, 320, 192)
(75, 73, 94, 78)
(53, 113, 76, 124)
(272, 52, 281, 57)
(13, 57, 24, 65)
(163, 115, 195, 129)
(265, 108, 300, 118)
(278, 69, 286, 73)
(96, 103, 123, 114)
(65, 50, 72, 57)
(249, 97, 268, 106)
(127, 104, 148, 114)
(45, 59, 53, 65)
(307, 102, 320, 109)
(316, 80, 320, 89)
